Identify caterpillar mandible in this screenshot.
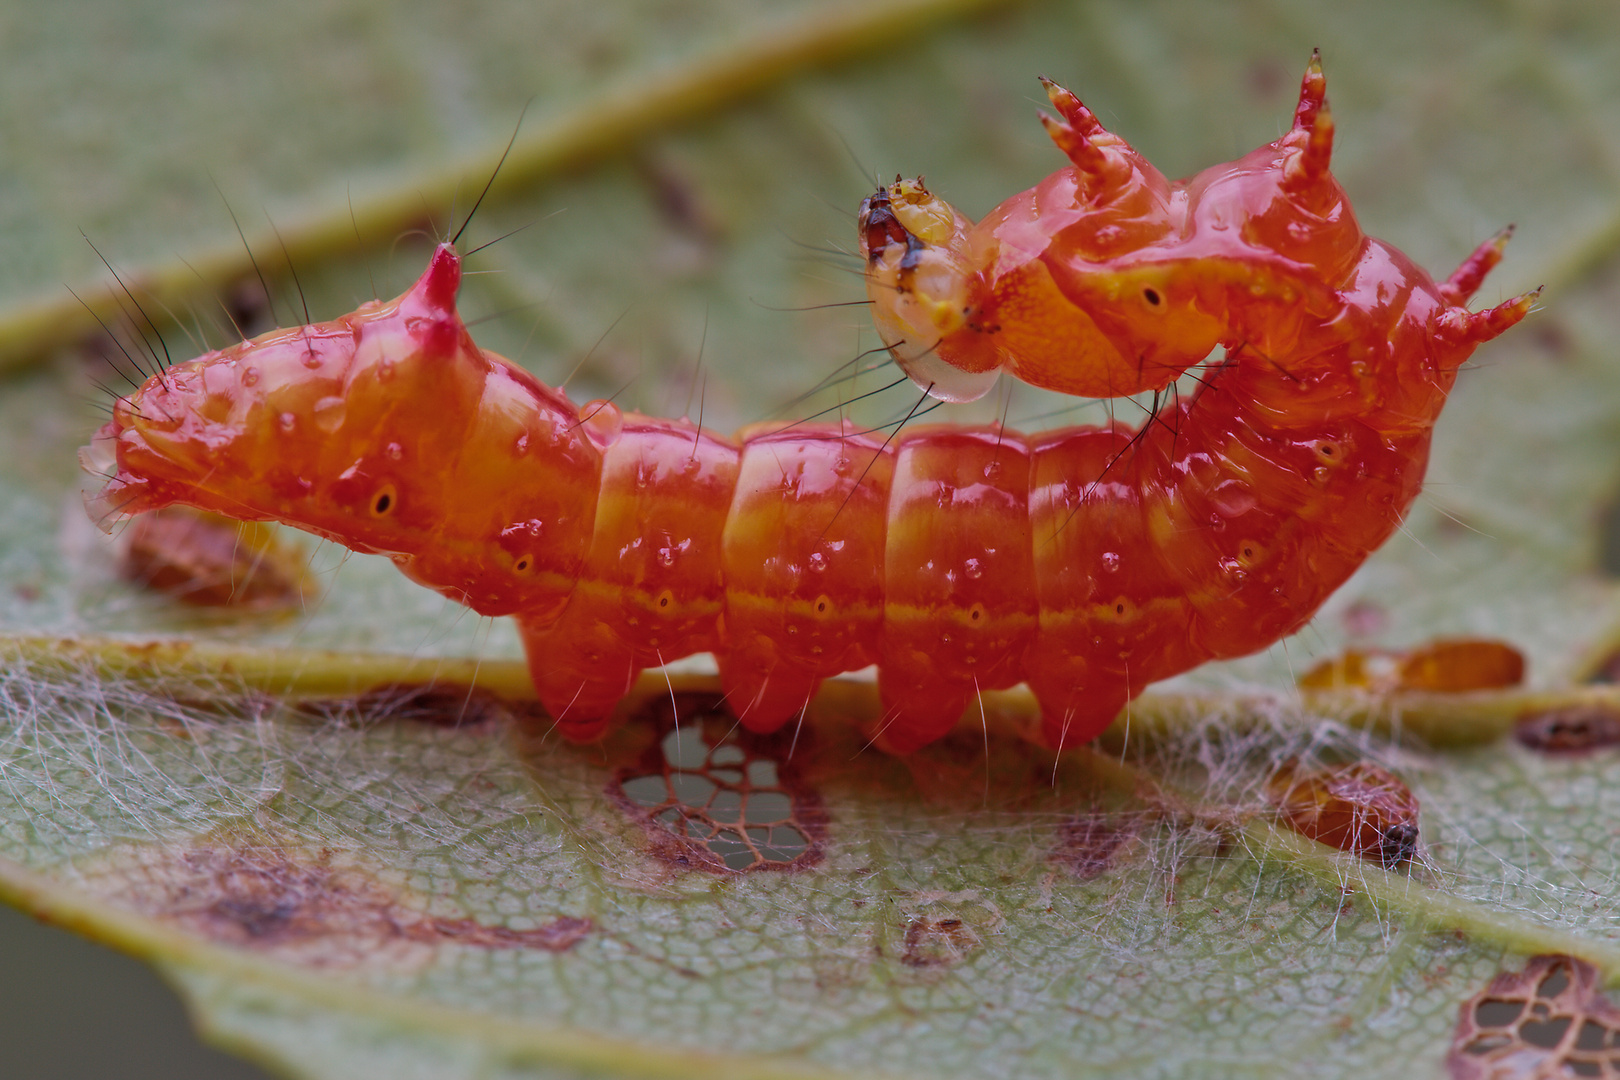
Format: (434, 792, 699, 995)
(82, 52, 1532, 755)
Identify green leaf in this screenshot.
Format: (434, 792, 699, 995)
(5, 1, 1620, 1078)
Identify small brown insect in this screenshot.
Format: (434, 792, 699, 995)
(1266, 760, 1421, 867)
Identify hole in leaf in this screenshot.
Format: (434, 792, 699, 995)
(660, 728, 709, 770)
(748, 791, 793, 822)
(1577, 1020, 1610, 1052)
(1463, 1036, 1513, 1056)
(668, 772, 717, 805)
(1541, 965, 1575, 999)
(608, 693, 826, 873)
(1521, 1017, 1574, 1049)
(708, 790, 743, 823)
(763, 826, 808, 861)
(1475, 998, 1526, 1028)
(620, 775, 669, 807)
(1450, 956, 1620, 1079)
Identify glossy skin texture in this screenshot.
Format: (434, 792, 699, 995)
(85, 54, 1532, 753)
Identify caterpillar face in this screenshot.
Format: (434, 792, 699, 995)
(857, 179, 1000, 402)
(859, 170, 1225, 402)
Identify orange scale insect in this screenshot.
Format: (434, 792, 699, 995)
(1266, 760, 1422, 868)
(86, 52, 1531, 755)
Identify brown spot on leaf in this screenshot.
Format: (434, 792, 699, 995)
(224, 278, 277, 339)
(1266, 760, 1421, 868)
(636, 150, 721, 244)
(105, 842, 590, 969)
(1051, 810, 1139, 880)
(609, 693, 827, 874)
(1449, 955, 1620, 1078)
(900, 916, 980, 968)
(120, 507, 314, 610)
(1245, 57, 1289, 101)
(1530, 319, 1572, 360)
(1515, 705, 1620, 755)
(888, 891, 1001, 978)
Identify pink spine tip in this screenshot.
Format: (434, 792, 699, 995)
(413, 243, 463, 315)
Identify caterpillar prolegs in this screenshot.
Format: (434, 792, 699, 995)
(82, 54, 1531, 754)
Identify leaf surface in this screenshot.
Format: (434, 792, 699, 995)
(4, 1, 1620, 1078)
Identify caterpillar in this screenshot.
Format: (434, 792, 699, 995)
(81, 52, 1532, 755)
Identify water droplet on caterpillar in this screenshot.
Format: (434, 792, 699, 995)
(1211, 480, 1257, 519)
(579, 399, 623, 450)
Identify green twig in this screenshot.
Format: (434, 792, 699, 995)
(3, 632, 1601, 751)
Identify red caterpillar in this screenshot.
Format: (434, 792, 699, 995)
(83, 53, 1530, 754)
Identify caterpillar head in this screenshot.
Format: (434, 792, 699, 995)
(83, 244, 599, 618)
(858, 178, 1002, 402)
